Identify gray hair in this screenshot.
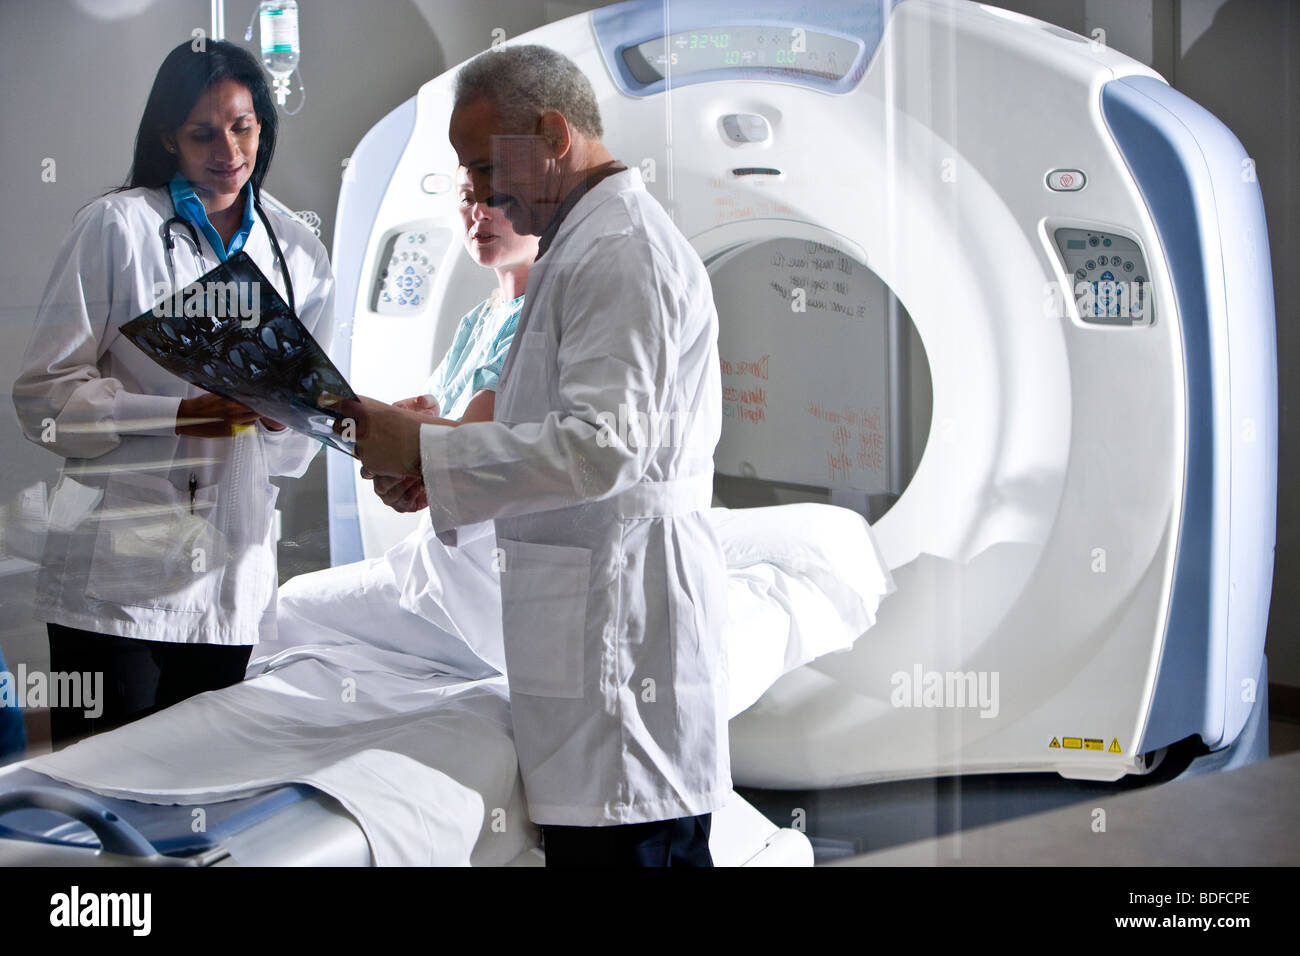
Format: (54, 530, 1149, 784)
(454, 44, 603, 139)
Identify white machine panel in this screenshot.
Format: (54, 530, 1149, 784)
(1053, 226, 1152, 326)
(372, 227, 452, 315)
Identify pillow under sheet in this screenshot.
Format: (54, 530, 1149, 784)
(709, 503, 895, 618)
(724, 563, 869, 717)
(710, 503, 896, 716)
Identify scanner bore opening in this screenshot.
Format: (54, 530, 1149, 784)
(705, 236, 932, 523)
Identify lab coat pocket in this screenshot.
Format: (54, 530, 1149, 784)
(218, 482, 278, 613)
(85, 472, 222, 611)
(498, 538, 590, 699)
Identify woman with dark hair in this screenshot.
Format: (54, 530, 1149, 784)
(12, 40, 336, 749)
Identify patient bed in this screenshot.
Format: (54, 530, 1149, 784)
(0, 767, 806, 867)
(0, 504, 890, 866)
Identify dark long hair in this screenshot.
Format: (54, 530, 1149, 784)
(123, 40, 278, 196)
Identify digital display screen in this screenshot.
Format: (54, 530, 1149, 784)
(623, 26, 860, 83)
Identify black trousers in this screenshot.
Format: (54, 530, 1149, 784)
(542, 813, 713, 867)
(46, 623, 251, 749)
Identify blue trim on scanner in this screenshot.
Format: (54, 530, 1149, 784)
(327, 97, 417, 567)
(0, 768, 314, 856)
(591, 0, 902, 97)
(0, 643, 25, 764)
(1102, 77, 1276, 753)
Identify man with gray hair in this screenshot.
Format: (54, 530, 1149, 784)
(341, 44, 730, 866)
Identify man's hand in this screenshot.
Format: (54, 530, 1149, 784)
(324, 394, 426, 478)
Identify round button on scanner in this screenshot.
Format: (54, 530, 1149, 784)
(720, 112, 773, 145)
(420, 173, 452, 195)
(1046, 168, 1087, 192)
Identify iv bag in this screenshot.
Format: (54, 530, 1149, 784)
(254, 1, 299, 106)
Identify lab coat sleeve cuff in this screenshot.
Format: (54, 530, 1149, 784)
(113, 391, 184, 437)
(257, 419, 291, 439)
(258, 418, 322, 478)
(420, 421, 461, 539)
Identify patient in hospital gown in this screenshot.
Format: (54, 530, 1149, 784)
(275, 170, 536, 678)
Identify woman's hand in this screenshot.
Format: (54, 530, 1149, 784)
(176, 393, 263, 437)
(367, 473, 429, 513)
(394, 394, 441, 419)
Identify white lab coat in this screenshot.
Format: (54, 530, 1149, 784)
(12, 186, 335, 645)
(421, 168, 731, 826)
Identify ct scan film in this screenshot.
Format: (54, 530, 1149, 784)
(121, 251, 357, 454)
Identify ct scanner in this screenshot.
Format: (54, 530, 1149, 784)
(329, 0, 1277, 797)
(3, 0, 1276, 867)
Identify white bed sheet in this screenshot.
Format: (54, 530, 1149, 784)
(4, 643, 534, 866)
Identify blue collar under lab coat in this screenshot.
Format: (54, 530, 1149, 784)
(168, 173, 255, 262)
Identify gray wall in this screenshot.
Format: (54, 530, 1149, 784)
(0, 2, 1296, 692)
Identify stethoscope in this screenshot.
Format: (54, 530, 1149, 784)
(161, 195, 296, 313)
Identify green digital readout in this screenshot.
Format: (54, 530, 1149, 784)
(685, 32, 731, 49)
(624, 25, 860, 84)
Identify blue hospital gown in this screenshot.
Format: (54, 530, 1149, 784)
(424, 294, 524, 419)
